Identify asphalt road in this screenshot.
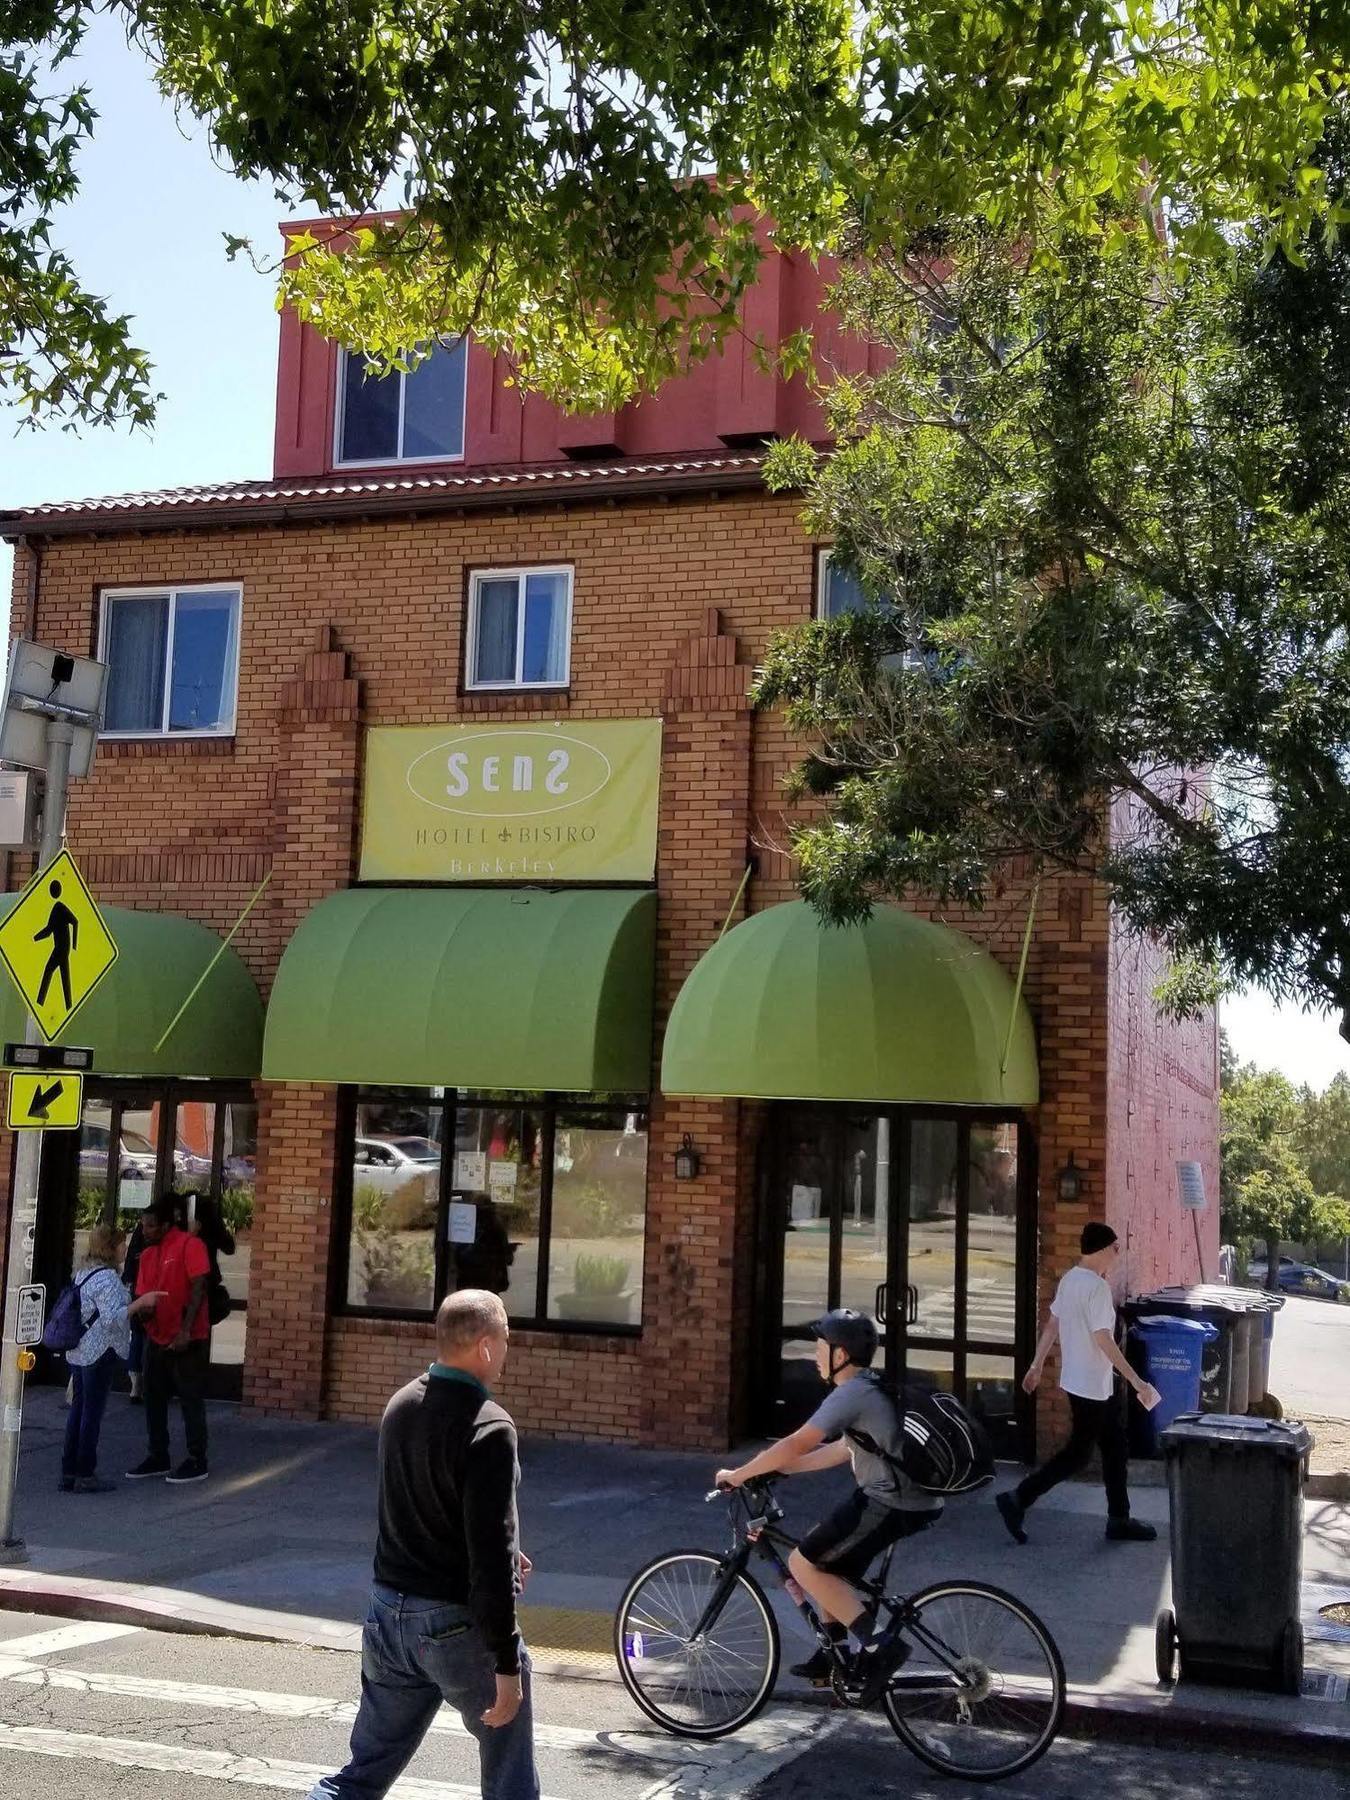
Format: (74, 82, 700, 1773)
(1269, 1294, 1350, 1419)
(0, 1608, 1339, 1798)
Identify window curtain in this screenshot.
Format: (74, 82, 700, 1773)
(474, 579, 519, 683)
(104, 595, 169, 731)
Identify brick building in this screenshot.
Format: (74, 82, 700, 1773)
(0, 240, 1219, 1457)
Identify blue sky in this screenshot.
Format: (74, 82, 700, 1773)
(2, 15, 1347, 1093)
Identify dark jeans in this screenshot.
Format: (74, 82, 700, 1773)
(61, 1349, 120, 1480)
(127, 1318, 145, 1378)
(309, 1585, 539, 1800)
(144, 1338, 209, 1464)
(1015, 1389, 1131, 1520)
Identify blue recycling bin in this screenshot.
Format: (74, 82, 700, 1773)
(1127, 1316, 1218, 1455)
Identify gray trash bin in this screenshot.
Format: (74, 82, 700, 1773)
(1156, 1414, 1312, 1693)
(1127, 1290, 1243, 1413)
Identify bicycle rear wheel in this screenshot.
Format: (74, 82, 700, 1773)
(615, 1550, 780, 1738)
(882, 1580, 1064, 1781)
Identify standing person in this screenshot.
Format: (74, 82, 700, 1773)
(996, 1223, 1162, 1544)
(307, 1290, 539, 1800)
(61, 1224, 162, 1493)
(124, 1193, 212, 1485)
(186, 1191, 235, 1326)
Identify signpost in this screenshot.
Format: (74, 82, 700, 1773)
(0, 641, 106, 1559)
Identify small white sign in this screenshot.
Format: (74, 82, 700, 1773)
(791, 1184, 822, 1223)
(118, 1177, 152, 1211)
(1177, 1161, 1207, 1212)
(489, 1160, 518, 1202)
(454, 1151, 487, 1191)
(448, 1202, 477, 1245)
(15, 1283, 44, 1346)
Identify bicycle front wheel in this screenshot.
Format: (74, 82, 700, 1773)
(883, 1580, 1065, 1781)
(615, 1550, 780, 1738)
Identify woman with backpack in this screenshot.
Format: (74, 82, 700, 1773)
(59, 1224, 163, 1493)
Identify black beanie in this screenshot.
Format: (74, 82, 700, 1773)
(1080, 1222, 1118, 1255)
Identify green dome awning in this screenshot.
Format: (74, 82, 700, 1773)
(263, 886, 655, 1091)
(661, 901, 1038, 1106)
(0, 899, 263, 1079)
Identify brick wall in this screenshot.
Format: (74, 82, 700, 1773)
(4, 491, 1219, 1452)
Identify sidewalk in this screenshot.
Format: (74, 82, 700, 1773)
(1, 1388, 1347, 1756)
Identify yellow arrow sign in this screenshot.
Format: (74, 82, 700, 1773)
(6, 1070, 82, 1131)
(0, 850, 118, 1042)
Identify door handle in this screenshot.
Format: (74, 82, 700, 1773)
(875, 1282, 888, 1325)
(907, 1284, 919, 1325)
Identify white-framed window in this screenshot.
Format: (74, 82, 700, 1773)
(335, 338, 468, 466)
(817, 548, 883, 619)
(98, 584, 242, 738)
(466, 566, 573, 690)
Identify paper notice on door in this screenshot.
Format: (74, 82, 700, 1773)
(454, 1151, 487, 1191)
(790, 1184, 821, 1223)
(489, 1160, 518, 1202)
(448, 1202, 477, 1245)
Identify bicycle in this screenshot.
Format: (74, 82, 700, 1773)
(614, 1475, 1065, 1782)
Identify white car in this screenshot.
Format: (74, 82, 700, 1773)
(353, 1136, 441, 1191)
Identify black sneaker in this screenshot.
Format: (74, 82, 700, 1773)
(1105, 1516, 1157, 1542)
(166, 1458, 209, 1485)
(57, 1476, 74, 1493)
(790, 1642, 843, 1684)
(996, 1490, 1028, 1545)
(125, 1457, 171, 1481)
(849, 1635, 912, 1707)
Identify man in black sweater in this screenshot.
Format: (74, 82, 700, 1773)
(308, 1289, 540, 1799)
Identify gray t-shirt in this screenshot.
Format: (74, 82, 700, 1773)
(806, 1371, 942, 1513)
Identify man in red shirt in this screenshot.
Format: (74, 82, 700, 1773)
(125, 1194, 212, 1485)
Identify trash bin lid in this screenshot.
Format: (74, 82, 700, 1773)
(1128, 1315, 1218, 1339)
(1184, 1284, 1284, 1312)
(1160, 1414, 1312, 1459)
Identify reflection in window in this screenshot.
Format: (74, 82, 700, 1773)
(450, 1106, 544, 1314)
(967, 1123, 1018, 1347)
(547, 1109, 648, 1326)
(347, 1102, 441, 1311)
(909, 1119, 958, 1339)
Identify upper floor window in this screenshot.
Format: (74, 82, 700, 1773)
(99, 585, 241, 738)
(817, 549, 888, 619)
(466, 566, 572, 690)
(336, 338, 467, 465)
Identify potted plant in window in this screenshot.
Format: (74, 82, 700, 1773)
(555, 1252, 635, 1325)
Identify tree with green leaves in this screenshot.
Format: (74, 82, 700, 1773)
(1221, 1065, 1350, 1284)
(8, 4, 1350, 425)
(1297, 1071, 1350, 1209)
(756, 102, 1350, 1036)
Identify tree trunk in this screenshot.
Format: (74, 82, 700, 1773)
(1265, 1234, 1282, 1292)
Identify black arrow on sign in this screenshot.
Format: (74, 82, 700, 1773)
(26, 1080, 63, 1122)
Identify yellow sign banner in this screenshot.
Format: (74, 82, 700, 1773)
(360, 721, 662, 883)
(0, 849, 118, 1041)
(7, 1070, 82, 1131)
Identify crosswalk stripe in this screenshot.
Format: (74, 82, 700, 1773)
(637, 1713, 843, 1799)
(0, 1621, 141, 1658)
(0, 1656, 829, 1775)
(0, 1722, 566, 1797)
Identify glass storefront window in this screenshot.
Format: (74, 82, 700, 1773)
(909, 1119, 959, 1339)
(210, 1102, 257, 1367)
(547, 1108, 648, 1326)
(449, 1104, 544, 1316)
(967, 1123, 1018, 1347)
(116, 1102, 159, 1222)
(347, 1100, 441, 1311)
(340, 1091, 648, 1331)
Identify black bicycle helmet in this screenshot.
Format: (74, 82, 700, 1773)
(812, 1308, 879, 1368)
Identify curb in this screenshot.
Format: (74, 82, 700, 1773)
(0, 1570, 1345, 1761)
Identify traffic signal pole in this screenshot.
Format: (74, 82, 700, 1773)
(0, 718, 74, 1554)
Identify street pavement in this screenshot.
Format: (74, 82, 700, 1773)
(0, 1607, 1340, 1799)
(1270, 1294, 1350, 1421)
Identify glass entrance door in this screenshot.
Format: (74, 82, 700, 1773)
(762, 1105, 1032, 1455)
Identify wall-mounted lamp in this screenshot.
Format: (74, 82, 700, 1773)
(1057, 1153, 1084, 1204)
(674, 1134, 701, 1181)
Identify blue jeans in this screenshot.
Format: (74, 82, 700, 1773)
(62, 1349, 120, 1480)
(309, 1586, 540, 1800)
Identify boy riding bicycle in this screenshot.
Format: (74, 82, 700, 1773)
(716, 1308, 941, 1704)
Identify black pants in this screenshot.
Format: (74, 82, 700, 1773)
(1015, 1390, 1130, 1519)
(144, 1339, 209, 1464)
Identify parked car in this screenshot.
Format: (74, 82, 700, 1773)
(1248, 1256, 1350, 1302)
(79, 1122, 157, 1185)
(353, 1136, 441, 1191)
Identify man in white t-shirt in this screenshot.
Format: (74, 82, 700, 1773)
(996, 1222, 1162, 1544)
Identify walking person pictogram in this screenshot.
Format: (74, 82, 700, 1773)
(34, 879, 78, 1014)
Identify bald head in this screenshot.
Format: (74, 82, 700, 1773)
(436, 1290, 510, 1387)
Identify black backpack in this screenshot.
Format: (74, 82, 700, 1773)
(847, 1380, 994, 1496)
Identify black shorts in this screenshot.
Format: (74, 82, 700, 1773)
(798, 1492, 941, 1583)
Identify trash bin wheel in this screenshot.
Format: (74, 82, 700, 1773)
(1277, 1621, 1303, 1696)
(1154, 1609, 1178, 1685)
(1249, 1391, 1283, 1421)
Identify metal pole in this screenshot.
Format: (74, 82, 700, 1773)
(0, 717, 74, 1555)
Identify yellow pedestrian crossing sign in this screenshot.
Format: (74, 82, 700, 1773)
(0, 850, 118, 1042)
(6, 1070, 82, 1131)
